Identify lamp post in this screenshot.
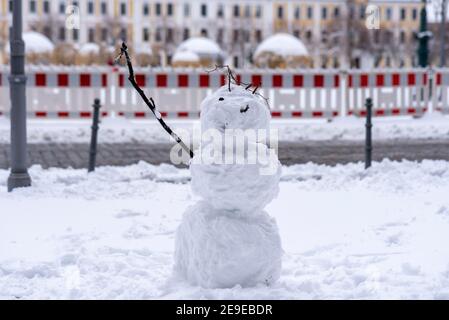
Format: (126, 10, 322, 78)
(417, 0, 431, 68)
(7, 0, 31, 192)
(440, 0, 447, 67)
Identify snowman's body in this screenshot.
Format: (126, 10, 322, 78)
(174, 84, 283, 288)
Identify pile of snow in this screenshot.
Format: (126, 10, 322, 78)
(1, 160, 449, 298)
(79, 43, 100, 55)
(176, 37, 223, 59)
(254, 33, 309, 58)
(172, 50, 199, 63)
(6, 31, 54, 54)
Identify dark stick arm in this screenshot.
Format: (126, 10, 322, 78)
(117, 42, 194, 159)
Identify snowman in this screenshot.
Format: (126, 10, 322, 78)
(174, 83, 283, 288)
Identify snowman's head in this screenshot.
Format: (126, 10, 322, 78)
(200, 84, 271, 133)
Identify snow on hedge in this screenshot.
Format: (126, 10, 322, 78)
(172, 50, 200, 63)
(79, 43, 100, 55)
(176, 37, 223, 58)
(1, 160, 449, 299)
(254, 33, 309, 58)
(6, 31, 54, 54)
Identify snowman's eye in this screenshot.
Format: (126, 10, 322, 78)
(219, 97, 224, 101)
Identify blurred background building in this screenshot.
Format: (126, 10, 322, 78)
(0, 0, 446, 68)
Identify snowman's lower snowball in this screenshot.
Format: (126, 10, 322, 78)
(174, 201, 282, 288)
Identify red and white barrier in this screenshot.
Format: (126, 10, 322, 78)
(0, 66, 448, 119)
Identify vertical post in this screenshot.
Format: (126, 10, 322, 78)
(440, 0, 447, 67)
(7, 0, 31, 192)
(88, 99, 101, 172)
(365, 98, 373, 170)
(417, 0, 430, 68)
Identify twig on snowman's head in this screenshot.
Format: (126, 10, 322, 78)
(117, 42, 194, 159)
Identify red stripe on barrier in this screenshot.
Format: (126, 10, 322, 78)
(35, 111, 47, 117)
(160, 112, 167, 117)
(102, 74, 108, 87)
(391, 108, 401, 115)
(199, 74, 210, 87)
(348, 75, 353, 87)
(292, 111, 302, 117)
(312, 111, 323, 117)
(375, 109, 385, 116)
(235, 74, 241, 85)
(135, 112, 146, 118)
(80, 74, 91, 87)
(178, 74, 189, 87)
(272, 75, 283, 87)
(360, 74, 368, 87)
(332, 111, 339, 117)
(359, 110, 367, 116)
(252, 75, 262, 86)
(101, 111, 108, 117)
(220, 74, 226, 86)
(293, 75, 303, 87)
(314, 75, 324, 88)
(407, 108, 416, 114)
(118, 112, 125, 116)
(35, 73, 46, 86)
(408, 73, 416, 85)
(119, 74, 125, 87)
(58, 74, 69, 87)
(0, 73, 2, 86)
(437, 73, 442, 85)
(156, 74, 167, 87)
(392, 74, 400, 86)
(423, 74, 428, 85)
(57, 111, 69, 118)
(135, 74, 146, 87)
(80, 112, 91, 118)
(271, 112, 282, 117)
(177, 112, 189, 118)
(334, 75, 340, 87)
(376, 74, 384, 87)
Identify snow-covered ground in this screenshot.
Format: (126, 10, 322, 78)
(0, 114, 448, 144)
(1, 160, 449, 299)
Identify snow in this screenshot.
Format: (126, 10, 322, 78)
(174, 202, 282, 288)
(199, 84, 271, 134)
(254, 33, 309, 58)
(1, 159, 449, 299)
(6, 32, 54, 54)
(79, 43, 100, 55)
(172, 50, 200, 63)
(177, 37, 223, 58)
(1, 115, 449, 144)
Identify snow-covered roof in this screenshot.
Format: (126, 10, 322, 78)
(79, 43, 100, 55)
(254, 33, 309, 58)
(172, 50, 200, 63)
(177, 37, 223, 58)
(6, 31, 54, 54)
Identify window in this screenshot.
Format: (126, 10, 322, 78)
(59, 2, 65, 14)
(400, 8, 406, 20)
(143, 3, 149, 15)
(217, 28, 224, 43)
(29, 0, 36, 13)
(184, 3, 190, 16)
(120, 28, 127, 41)
(322, 7, 327, 19)
(201, 29, 208, 37)
(166, 28, 173, 42)
(120, 2, 126, 15)
(43, 26, 51, 39)
(101, 2, 107, 15)
(73, 29, 79, 41)
(101, 28, 108, 42)
(400, 31, 406, 43)
(156, 3, 161, 16)
(201, 4, 207, 17)
(43, 0, 50, 14)
(307, 6, 313, 19)
(255, 30, 262, 42)
(59, 27, 66, 41)
(167, 3, 173, 16)
(306, 30, 312, 41)
(294, 7, 300, 19)
(233, 5, 240, 17)
(386, 7, 392, 20)
(293, 30, 300, 38)
(360, 5, 365, 19)
(88, 28, 95, 42)
(255, 5, 262, 18)
(217, 4, 224, 18)
(334, 7, 340, 17)
(155, 28, 162, 41)
(412, 8, 417, 20)
(183, 28, 189, 40)
(277, 6, 283, 19)
(233, 29, 239, 42)
(244, 5, 250, 18)
(87, 1, 94, 14)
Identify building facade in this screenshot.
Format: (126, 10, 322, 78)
(0, 0, 423, 68)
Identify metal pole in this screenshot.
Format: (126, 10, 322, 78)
(88, 99, 101, 172)
(365, 98, 373, 170)
(417, 0, 430, 68)
(440, 0, 447, 67)
(7, 0, 31, 192)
